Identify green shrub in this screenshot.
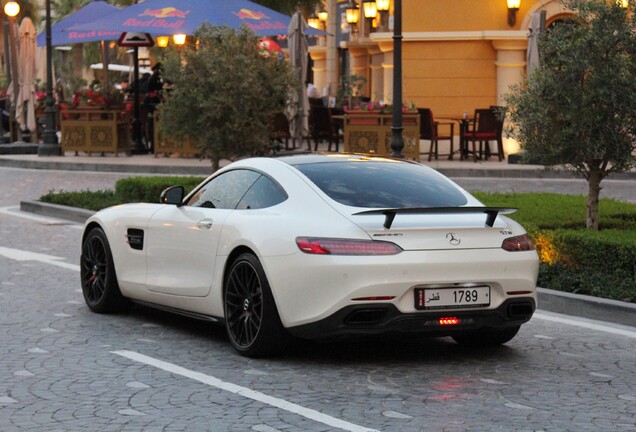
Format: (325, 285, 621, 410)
(475, 192, 636, 303)
(539, 229, 636, 302)
(115, 176, 205, 203)
(473, 192, 636, 230)
(40, 190, 119, 212)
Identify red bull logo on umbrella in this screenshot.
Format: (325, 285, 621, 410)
(140, 7, 190, 19)
(124, 6, 190, 30)
(234, 9, 268, 21)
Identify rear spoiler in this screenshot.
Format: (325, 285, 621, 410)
(353, 207, 517, 229)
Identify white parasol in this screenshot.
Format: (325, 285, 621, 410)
(16, 17, 37, 133)
(527, 13, 542, 77)
(286, 11, 309, 146)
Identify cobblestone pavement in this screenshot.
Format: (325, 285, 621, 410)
(1, 167, 635, 432)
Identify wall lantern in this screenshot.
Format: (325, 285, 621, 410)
(376, 0, 390, 12)
(307, 13, 321, 29)
(362, 0, 377, 19)
(507, 0, 521, 27)
(173, 34, 187, 45)
(345, 1, 360, 25)
(318, 8, 328, 23)
(156, 36, 170, 48)
(618, 0, 629, 7)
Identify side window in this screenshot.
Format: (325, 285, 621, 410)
(186, 169, 260, 209)
(237, 175, 288, 209)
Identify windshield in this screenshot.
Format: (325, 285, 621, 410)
(293, 161, 468, 208)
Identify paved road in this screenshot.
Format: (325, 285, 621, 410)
(1, 167, 635, 431)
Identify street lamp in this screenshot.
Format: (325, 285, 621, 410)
(38, 0, 62, 155)
(390, 0, 403, 158)
(173, 34, 187, 46)
(4, 1, 20, 143)
(156, 36, 170, 48)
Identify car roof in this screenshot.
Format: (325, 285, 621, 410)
(274, 153, 421, 166)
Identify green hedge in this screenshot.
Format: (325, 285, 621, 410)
(40, 176, 205, 212)
(474, 192, 636, 303)
(538, 229, 636, 302)
(114, 176, 205, 203)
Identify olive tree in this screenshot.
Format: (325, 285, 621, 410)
(159, 25, 294, 171)
(505, 0, 636, 230)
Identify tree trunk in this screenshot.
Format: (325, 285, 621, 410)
(72, 45, 83, 79)
(586, 168, 603, 230)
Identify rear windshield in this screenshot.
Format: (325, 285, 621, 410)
(294, 161, 468, 208)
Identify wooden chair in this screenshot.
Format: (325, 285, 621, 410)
(461, 108, 500, 162)
(418, 108, 455, 161)
(309, 105, 341, 152)
(269, 111, 291, 150)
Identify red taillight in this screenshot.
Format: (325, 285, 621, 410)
(439, 317, 460, 326)
(502, 234, 535, 252)
(296, 237, 402, 256)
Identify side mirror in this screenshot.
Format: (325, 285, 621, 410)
(160, 186, 185, 205)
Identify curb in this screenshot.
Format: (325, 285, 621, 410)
(537, 287, 636, 327)
(19, 200, 636, 329)
(4, 157, 213, 175)
(20, 200, 94, 225)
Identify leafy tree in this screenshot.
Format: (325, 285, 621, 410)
(159, 25, 294, 171)
(505, 0, 636, 230)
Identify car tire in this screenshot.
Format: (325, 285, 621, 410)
(224, 253, 289, 358)
(80, 227, 128, 314)
(452, 325, 520, 347)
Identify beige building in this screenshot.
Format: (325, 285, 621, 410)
(310, 0, 577, 153)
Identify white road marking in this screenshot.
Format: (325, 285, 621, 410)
(0, 246, 79, 272)
(112, 350, 380, 432)
(533, 312, 636, 339)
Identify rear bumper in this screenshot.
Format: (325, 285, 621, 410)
(287, 297, 536, 339)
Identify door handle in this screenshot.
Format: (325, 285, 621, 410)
(197, 219, 213, 229)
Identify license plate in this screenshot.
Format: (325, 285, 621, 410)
(415, 286, 490, 310)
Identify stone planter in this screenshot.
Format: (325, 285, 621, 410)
(343, 112, 421, 161)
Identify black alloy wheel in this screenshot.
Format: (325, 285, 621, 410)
(80, 227, 127, 313)
(224, 253, 287, 357)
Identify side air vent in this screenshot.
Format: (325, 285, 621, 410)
(126, 228, 144, 251)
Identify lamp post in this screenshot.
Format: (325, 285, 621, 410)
(38, 0, 61, 155)
(4, 0, 20, 143)
(390, 0, 403, 157)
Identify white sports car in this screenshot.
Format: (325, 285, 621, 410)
(81, 154, 539, 357)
